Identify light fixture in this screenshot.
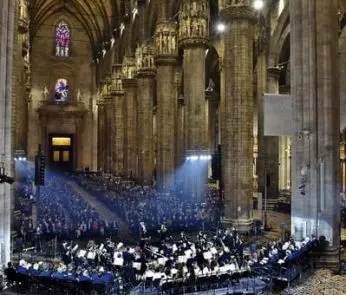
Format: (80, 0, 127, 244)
(253, 0, 264, 10)
(217, 23, 226, 33)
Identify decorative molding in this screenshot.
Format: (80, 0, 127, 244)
(135, 41, 156, 77)
(220, 5, 256, 23)
(178, 0, 209, 49)
(154, 21, 178, 64)
(111, 64, 124, 95)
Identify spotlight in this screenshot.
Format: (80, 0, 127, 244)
(186, 156, 191, 161)
(217, 23, 226, 33)
(23, 157, 27, 161)
(190, 155, 198, 161)
(19, 157, 23, 161)
(253, 0, 264, 10)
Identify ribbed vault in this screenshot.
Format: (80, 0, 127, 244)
(29, 0, 121, 55)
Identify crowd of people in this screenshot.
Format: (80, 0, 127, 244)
(13, 173, 119, 251)
(72, 172, 223, 235)
(5, 226, 319, 294)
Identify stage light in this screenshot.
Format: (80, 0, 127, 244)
(217, 23, 226, 33)
(254, 0, 264, 10)
(190, 155, 198, 161)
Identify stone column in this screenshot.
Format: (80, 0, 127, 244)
(264, 66, 281, 205)
(179, 0, 209, 201)
(290, 0, 340, 268)
(154, 22, 178, 190)
(206, 88, 219, 178)
(220, 0, 255, 232)
(122, 56, 137, 180)
(0, 0, 16, 266)
(103, 75, 113, 173)
(135, 43, 156, 184)
(111, 64, 125, 176)
(176, 97, 185, 170)
(97, 98, 106, 171)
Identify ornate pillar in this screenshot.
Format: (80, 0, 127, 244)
(175, 72, 184, 169)
(154, 22, 178, 190)
(111, 64, 125, 176)
(177, 96, 185, 171)
(0, 0, 16, 266)
(290, 0, 340, 268)
(219, 0, 255, 232)
(103, 75, 113, 173)
(122, 56, 137, 179)
(97, 95, 106, 171)
(205, 86, 219, 178)
(135, 42, 156, 184)
(179, 0, 210, 200)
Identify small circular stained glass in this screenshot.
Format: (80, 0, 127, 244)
(54, 78, 69, 102)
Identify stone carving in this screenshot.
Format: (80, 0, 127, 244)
(122, 56, 136, 79)
(135, 42, 156, 74)
(42, 86, 49, 101)
(103, 75, 112, 97)
(76, 88, 82, 101)
(154, 22, 178, 56)
(219, 0, 251, 10)
(111, 64, 124, 94)
(18, 0, 29, 33)
(219, 0, 255, 22)
(179, 0, 209, 47)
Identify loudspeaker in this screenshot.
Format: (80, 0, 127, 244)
(212, 145, 221, 180)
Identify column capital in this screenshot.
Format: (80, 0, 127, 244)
(135, 41, 156, 78)
(102, 74, 112, 99)
(122, 55, 136, 79)
(219, 1, 256, 23)
(154, 21, 178, 65)
(178, 0, 209, 49)
(122, 78, 137, 89)
(111, 64, 124, 95)
(267, 66, 281, 79)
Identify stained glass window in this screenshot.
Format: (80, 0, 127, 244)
(55, 21, 70, 57)
(54, 78, 69, 102)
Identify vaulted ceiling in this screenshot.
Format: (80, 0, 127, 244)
(29, 0, 122, 52)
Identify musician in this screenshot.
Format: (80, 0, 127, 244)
(158, 223, 168, 241)
(139, 222, 147, 239)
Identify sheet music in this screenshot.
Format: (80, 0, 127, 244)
(77, 250, 87, 258)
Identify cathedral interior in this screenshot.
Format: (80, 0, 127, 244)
(0, 0, 346, 293)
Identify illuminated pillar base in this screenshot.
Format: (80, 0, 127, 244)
(222, 218, 253, 234)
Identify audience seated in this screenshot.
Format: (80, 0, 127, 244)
(72, 172, 222, 234)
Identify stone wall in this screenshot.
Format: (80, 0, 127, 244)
(28, 11, 95, 169)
